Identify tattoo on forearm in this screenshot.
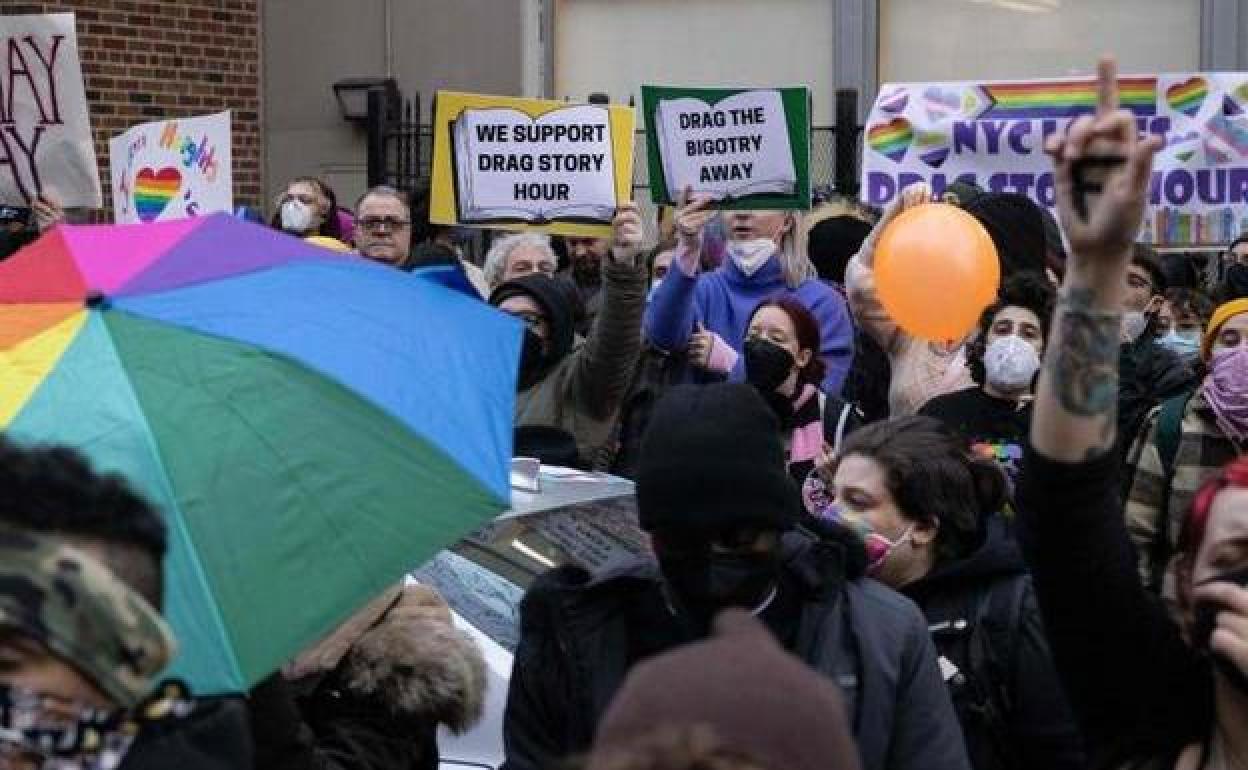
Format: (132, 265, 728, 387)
(1048, 288, 1121, 424)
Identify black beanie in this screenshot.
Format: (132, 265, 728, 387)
(636, 384, 801, 533)
(807, 216, 873, 284)
(961, 192, 1047, 278)
(489, 274, 576, 364)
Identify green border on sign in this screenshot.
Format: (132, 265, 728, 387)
(641, 85, 811, 211)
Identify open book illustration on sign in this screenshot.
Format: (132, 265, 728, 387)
(450, 104, 617, 225)
(654, 89, 797, 201)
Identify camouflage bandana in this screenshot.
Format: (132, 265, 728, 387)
(0, 528, 176, 708)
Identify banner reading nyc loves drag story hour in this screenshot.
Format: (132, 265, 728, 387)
(862, 73, 1248, 246)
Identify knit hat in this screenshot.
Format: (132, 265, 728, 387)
(961, 192, 1047, 278)
(636, 384, 801, 533)
(807, 215, 873, 284)
(1203, 298, 1248, 361)
(589, 609, 861, 770)
(489, 274, 576, 365)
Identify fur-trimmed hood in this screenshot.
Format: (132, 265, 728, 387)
(294, 583, 488, 734)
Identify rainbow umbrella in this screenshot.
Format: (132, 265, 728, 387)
(0, 213, 519, 694)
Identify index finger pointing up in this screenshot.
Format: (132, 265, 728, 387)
(1096, 56, 1119, 117)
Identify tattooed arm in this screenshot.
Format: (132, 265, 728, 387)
(1031, 58, 1161, 463)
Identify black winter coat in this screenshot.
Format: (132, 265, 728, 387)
(502, 529, 970, 770)
(901, 518, 1086, 770)
(122, 695, 253, 770)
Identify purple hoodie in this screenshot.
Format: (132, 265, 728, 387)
(644, 248, 855, 395)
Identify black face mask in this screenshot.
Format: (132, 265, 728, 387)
(744, 338, 796, 393)
(659, 548, 782, 636)
(517, 329, 547, 391)
(1223, 263, 1248, 301)
(1191, 565, 1248, 695)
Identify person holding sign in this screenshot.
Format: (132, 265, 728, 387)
(644, 190, 853, 395)
(488, 203, 647, 468)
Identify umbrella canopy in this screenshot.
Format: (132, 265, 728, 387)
(0, 213, 520, 694)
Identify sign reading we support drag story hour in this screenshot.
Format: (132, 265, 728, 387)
(862, 73, 1248, 246)
(642, 85, 811, 210)
(430, 91, 635, 237)
(0, 13, 101, 207)
(109, 111, 232, 224)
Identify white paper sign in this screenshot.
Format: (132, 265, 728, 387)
(0, 13, 101, 207)
(109, 111, 232, 224)
(451, 104, 616, 224)
(653, 89, 797, 200)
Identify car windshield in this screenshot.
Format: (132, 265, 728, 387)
(412, 476, 646, 653)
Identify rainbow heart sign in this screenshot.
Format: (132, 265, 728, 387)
(1167, 77, 1208, 118)
(134, 167, 182, 222)
(109, 111, 233, 224)
(868, 118, 913, 163)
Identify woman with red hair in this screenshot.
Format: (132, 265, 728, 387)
(1016, 58, 1248, 769)
(739, 296, 862, 486)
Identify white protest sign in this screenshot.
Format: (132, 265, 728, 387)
(655, 90, 796, 199)
(862, 73, 1248, 246)
(109, 111, 232, 224)
(452, 105, 616, 224)
(431, 91, 635, 237)
(0, 13, 100, 207)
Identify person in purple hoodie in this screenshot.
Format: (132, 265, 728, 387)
(644, 190, 855, 395)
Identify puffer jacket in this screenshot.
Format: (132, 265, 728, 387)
(502, 528, 970, 770)
(250, 584, 487, 770)
(515, 260, 647, 467)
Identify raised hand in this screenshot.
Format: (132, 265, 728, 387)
(1032, 56, 1162, 462)
(687, 321, 714, 369)
(675, 186, 716, 251)
(610, 201, 644, 266)
(858, 182, 932, 267)
(1044, 57, 1161, 280)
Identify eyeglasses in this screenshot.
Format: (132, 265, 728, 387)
(359, 216, 411, 232)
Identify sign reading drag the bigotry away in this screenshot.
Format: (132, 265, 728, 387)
(863, 73, 1248, 246)
(108, 111, 232, 224)
(642, 85, 811, 210)
(0, 13, 100, 207)
(430, 91, 635, 238)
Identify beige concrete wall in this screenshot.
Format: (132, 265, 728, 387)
(263, 0, 538, 213)
(554, 0, 838, 125)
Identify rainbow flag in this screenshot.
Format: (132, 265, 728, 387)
(978, 78, 1157, 119)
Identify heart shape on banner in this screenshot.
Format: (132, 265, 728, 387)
(867, 117, 914, 163)
(1166, 77, 1208, 118)
(134, 167, 183, 222)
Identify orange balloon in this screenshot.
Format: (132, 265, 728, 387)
(874, 203, 1000, 344)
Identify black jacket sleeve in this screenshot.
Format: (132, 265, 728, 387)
(1008, 582, 1088, 770)
(1015, 445, 1210, 759)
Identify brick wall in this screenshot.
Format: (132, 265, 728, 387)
(1, 0, 262, 217)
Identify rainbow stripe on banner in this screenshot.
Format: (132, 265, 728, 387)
(978, 78, 1157, 119)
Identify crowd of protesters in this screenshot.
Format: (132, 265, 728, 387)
(3, 54, 1248, 770)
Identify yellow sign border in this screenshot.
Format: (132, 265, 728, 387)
(429, 91, 636, 238)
